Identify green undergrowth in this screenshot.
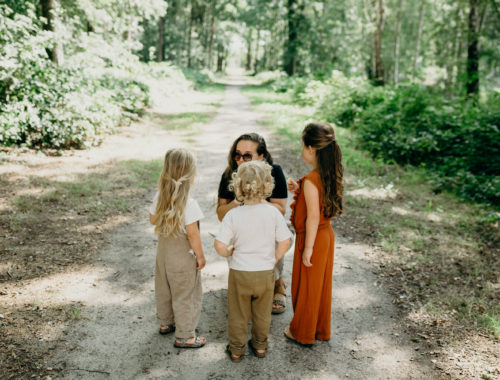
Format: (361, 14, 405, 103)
(243, 84, 500, 338)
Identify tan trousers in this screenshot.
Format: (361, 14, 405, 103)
(227, 269, 274, 356)
(155, 234, 202, 339)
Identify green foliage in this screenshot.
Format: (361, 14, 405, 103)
(0, 5, 153, 149)
(180, 68, 215, 89)
(274, 70, 500, 206)
(353, 86, 500, 205)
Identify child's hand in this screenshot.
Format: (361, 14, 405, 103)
(287, 177, 299, 193)
(302, 247, 313, 267)
(196, 255, 206, 270)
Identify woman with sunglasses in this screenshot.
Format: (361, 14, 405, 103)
(217, 133, 289, 314)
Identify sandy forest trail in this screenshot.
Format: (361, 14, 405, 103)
(50, 78, 439, 379)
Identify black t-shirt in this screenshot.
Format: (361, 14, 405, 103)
(218, 163, 288, 201)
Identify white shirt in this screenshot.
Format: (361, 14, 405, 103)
(216, 203, 291, 271)
(149, 192, 204, 230)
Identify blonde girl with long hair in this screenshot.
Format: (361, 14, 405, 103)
(149, 148, 206, 348)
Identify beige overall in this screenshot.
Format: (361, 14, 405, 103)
(155, 234, 202, 339)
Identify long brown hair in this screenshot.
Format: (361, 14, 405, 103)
(302, 122, 344, 218)
(223, 133, 273, 180)
(155, 149, 196, 237)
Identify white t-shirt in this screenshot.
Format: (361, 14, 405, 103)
(216, 203, 291, 271)
(149, 192, 204, 230)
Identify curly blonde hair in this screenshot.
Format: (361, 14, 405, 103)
(230, 160, 275, 203)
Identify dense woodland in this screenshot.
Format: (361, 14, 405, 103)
(0, 0, 499, 205)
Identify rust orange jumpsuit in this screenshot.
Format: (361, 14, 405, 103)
(289, 170, 335, 345)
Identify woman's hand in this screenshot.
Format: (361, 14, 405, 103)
(227, 245, 234, 256)
(302, 247, 313, 267)
(196, 255, 206, 270)
(287, 178, 299, 193)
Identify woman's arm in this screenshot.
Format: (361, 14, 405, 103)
(186, 221, 206, 270)
(268, 198, 287, 215)
(216, 198, 241, 222)
(275, 238, 291, 263)
(214, 240, 234, 257)
(303, 179, 320, 267)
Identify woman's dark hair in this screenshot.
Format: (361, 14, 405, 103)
(223, 133, 273, 180)
(302, 122, 344, 218)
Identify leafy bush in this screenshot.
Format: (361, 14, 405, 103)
(254, 71, 287, 86)
(352, 85, 500, 204)
(275, 71, 500, 205)
(0, 5, 151, 149)
(181, 68, 215, 89)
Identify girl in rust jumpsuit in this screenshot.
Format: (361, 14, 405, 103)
(285, 122, 344, 345)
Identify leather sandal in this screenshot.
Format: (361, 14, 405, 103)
(174, 336, 206, 348)
(226, 345, 243, 362)
(159, 324, 175, 335)
(272, 293, 286, 314)
(248, 339, 266, 358)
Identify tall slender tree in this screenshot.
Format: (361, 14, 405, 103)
(41, 0, 64, 65)
(413, 0, 425, 80)
(466, 0, 481, 96)
(393, 0, 403, 85)
(373, 0, 385, 85)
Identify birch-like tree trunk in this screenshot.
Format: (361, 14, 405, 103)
(254, 28, 261, 72)
(393, 0, 403, 85)
(208, 11, 215, 71)
(373, 0, 385, 85)
(156, 16, 166, 62)
(412, 0, 425, 80)
(246, 29, 253, 71)
(187, 5, 194, 68)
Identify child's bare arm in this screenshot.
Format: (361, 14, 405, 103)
(186, 221, 206, 270)
(214, 240, 234, 257)
(275, 238, 291, 263)
(149, 213, 157, 225)
(303, 179, 320, 267)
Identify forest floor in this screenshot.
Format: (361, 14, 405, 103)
(0, 73, 497, 380)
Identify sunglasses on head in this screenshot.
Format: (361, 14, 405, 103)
(233, 152, 253, 162)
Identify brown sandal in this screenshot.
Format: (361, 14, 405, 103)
(159, 324, 175, 335)
(272, 293, 286, 314)
(248, 339, 266, 358)
(226, 345, 243, 362)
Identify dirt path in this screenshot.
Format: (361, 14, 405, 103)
(50, 79, 439, 379)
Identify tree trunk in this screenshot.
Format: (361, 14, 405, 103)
(413, 0, 425, 80)
(208, 12, 215, 71)
(246, 29, 253, 71)
(284, 0, 300, 76)
(466, 0, 480, 97)
(156, 16, 166, 62)
(187, 5, 194, 68)
(373, 0, 384, 85)
(254, 28, 261, 72)
(445, 3, 463, 95)
(41, 0, 63, 66)
(217, 43, 224, 72)
(393, 0, 403, 86)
